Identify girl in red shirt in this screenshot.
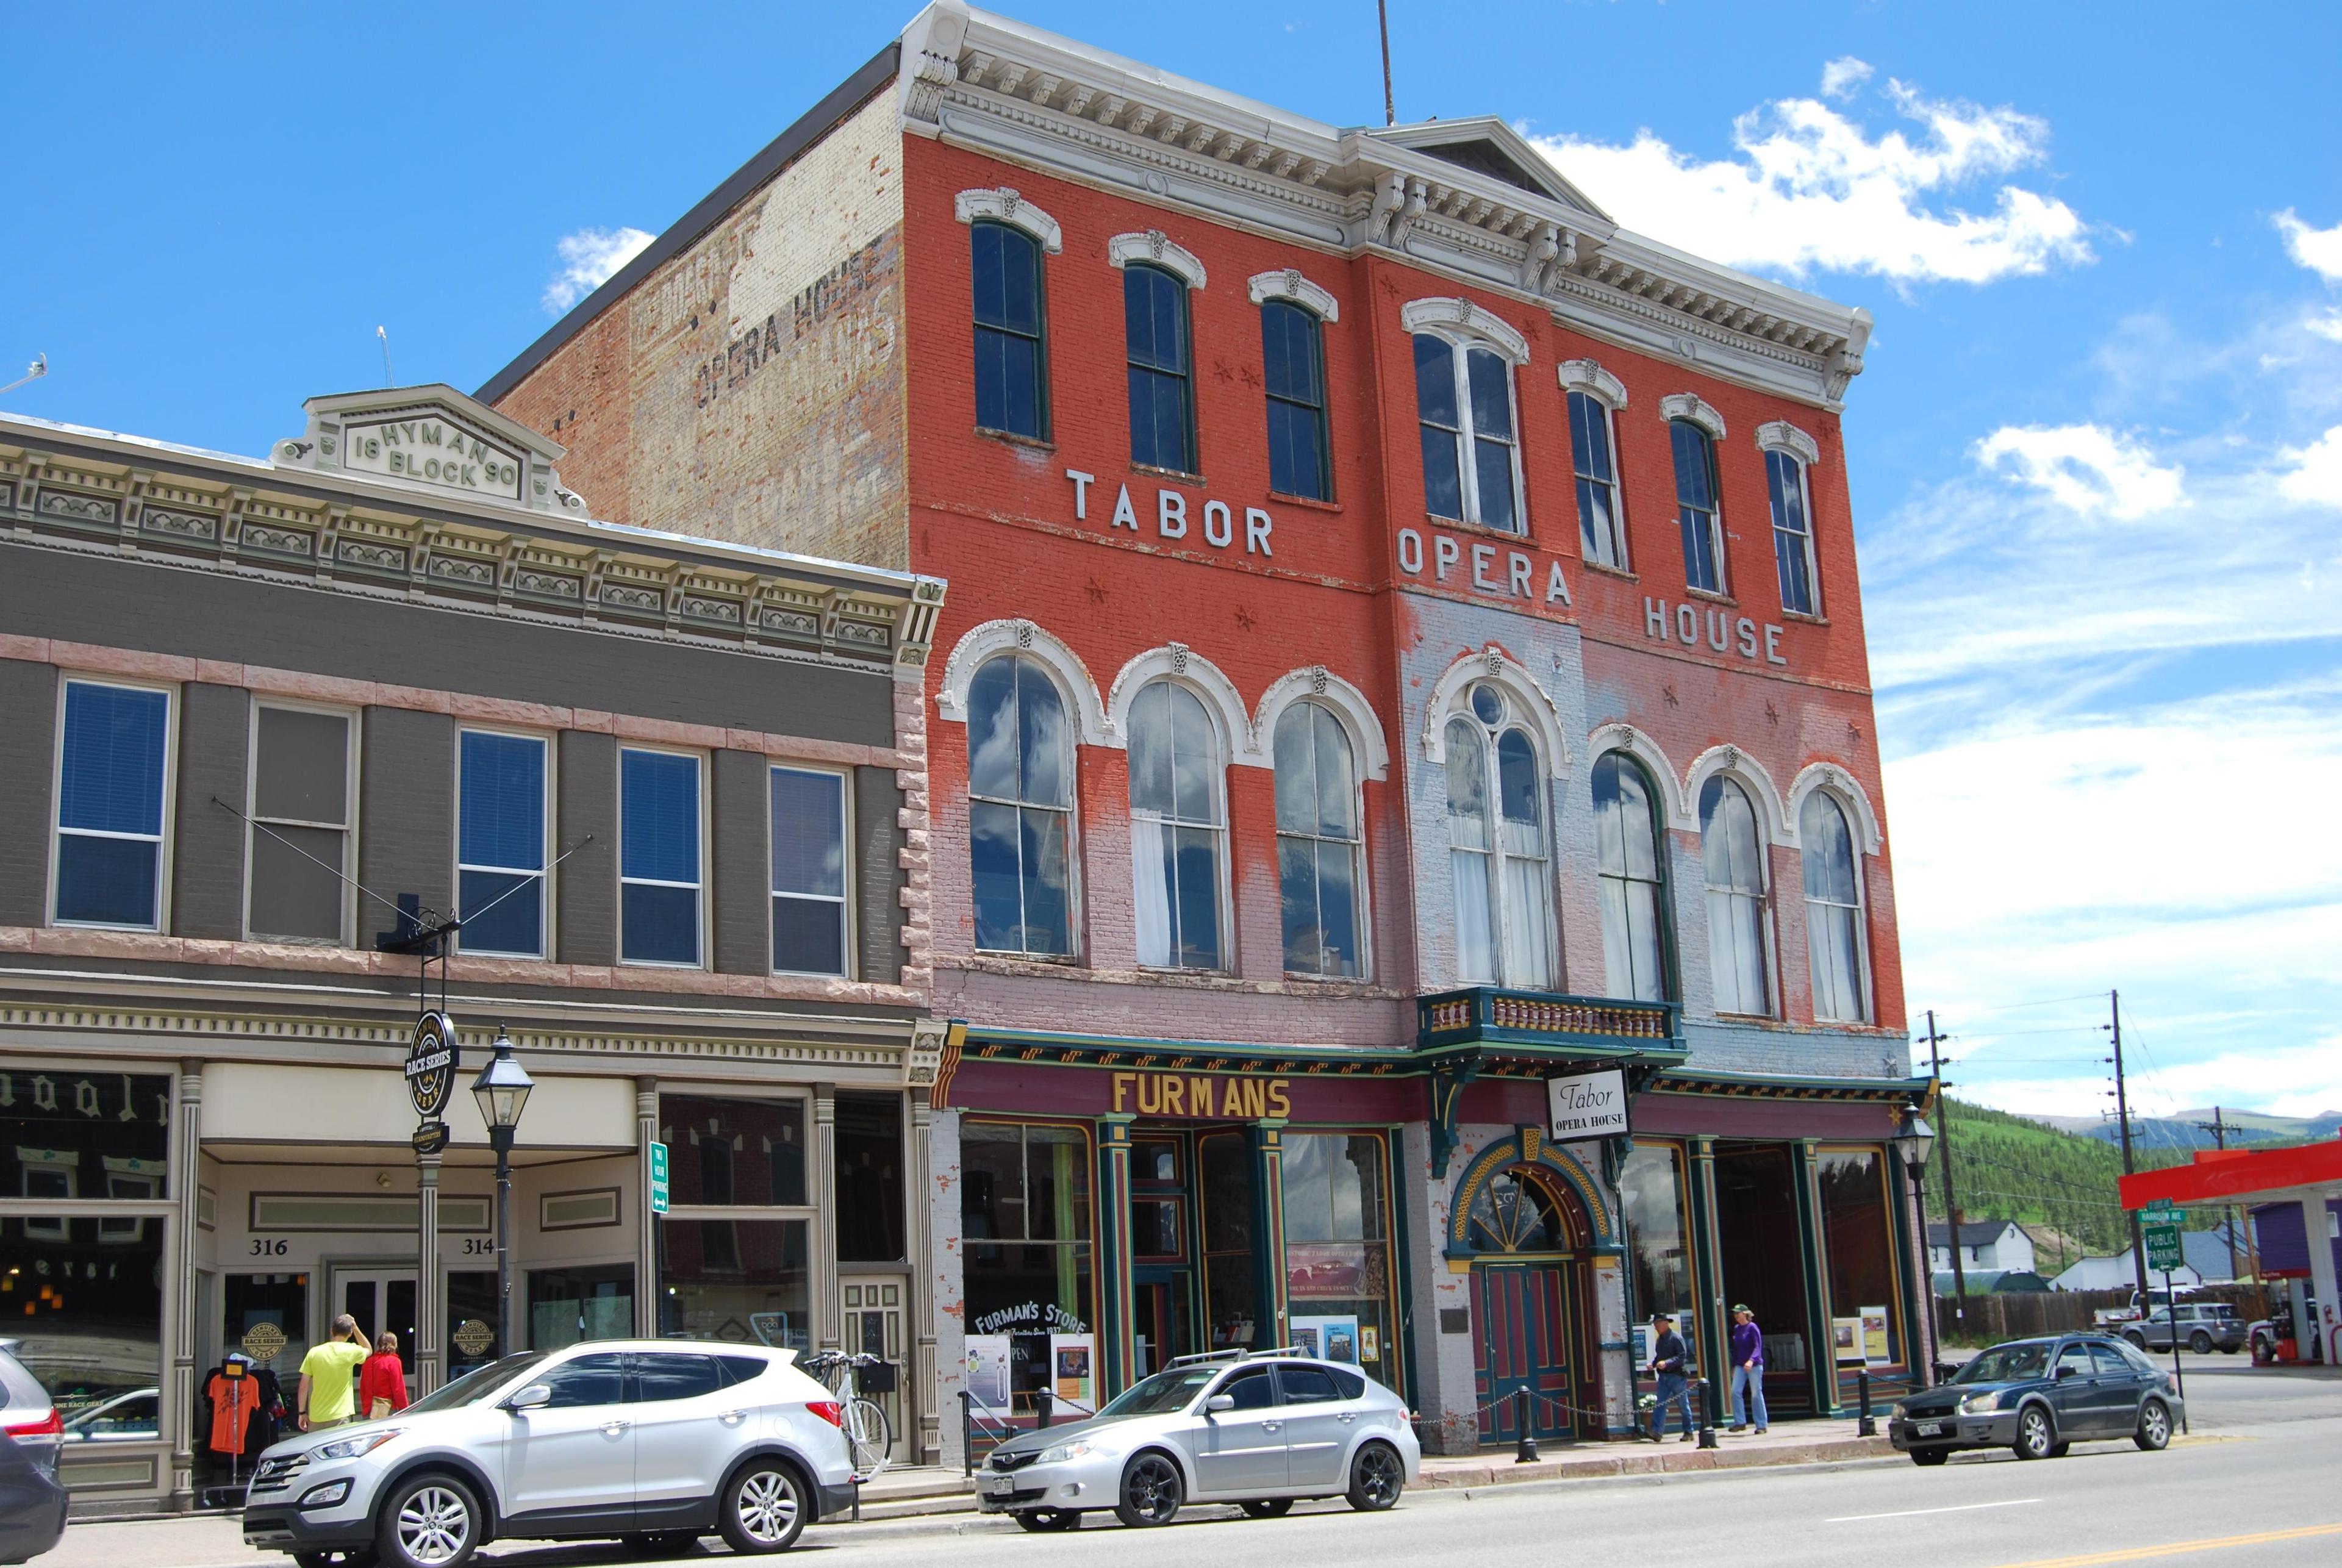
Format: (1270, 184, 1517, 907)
(359, 1331, 409, 1419)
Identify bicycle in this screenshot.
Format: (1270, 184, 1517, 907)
(799, 1350, 893, 1481)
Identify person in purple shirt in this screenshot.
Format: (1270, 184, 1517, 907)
(1728, 1303, 1769, 1433)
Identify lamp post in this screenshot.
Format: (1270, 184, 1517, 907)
(470, 1025, 534, 1358)
(1894, 1109, 1937, 1383)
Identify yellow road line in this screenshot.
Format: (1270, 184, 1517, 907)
(1993, 1522, 2342, 1567)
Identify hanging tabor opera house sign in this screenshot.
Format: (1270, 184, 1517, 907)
(1547, 1068, 1630, 1141)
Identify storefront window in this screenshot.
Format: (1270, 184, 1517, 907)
(962, 1122, 1093, 1421)
(3, 1219, 164, 1430)
(835, 1093, 903, 1263)
(659, 1095, 807, 1206)
(1280, 1133, 1399, 1388)
(1819, 1148, 1902, 1365)
(1199, 1134, 1257, 1348)
(1617, 1142, 1692, 1376)
(658, 1219, 810, 1350)
(529, 1264, 635, 1349)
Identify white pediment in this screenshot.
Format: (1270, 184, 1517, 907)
(276, 384, 585, 515)
(1367, 116, 1611, 223)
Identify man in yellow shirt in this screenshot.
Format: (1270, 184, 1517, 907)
(298, 1315, 372, 1432)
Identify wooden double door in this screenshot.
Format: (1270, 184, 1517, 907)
(1470, 1262, 1579, 1445)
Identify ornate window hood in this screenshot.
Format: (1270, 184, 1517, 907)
(900, 2, 1872, 408)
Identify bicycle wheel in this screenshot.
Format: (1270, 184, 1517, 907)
(843, 1397, 893, 1480)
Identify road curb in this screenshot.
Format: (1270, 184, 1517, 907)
(1416, 1434, 1898, 1487)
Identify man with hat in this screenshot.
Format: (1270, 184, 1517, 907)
(1645, 1312, 1696, 1442)
(1728, 1303, 1769, 1434)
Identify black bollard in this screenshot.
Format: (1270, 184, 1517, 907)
(1696, 1375, 1719, 1449)
(1036, 1387, 1055, 1430)
(1856, 1369, 1875, 1437)
(1514, 1386, 1538, 1463)
(960, 1389, 975, 1477)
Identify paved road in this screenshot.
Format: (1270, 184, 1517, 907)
(47, 1359, 2342, 1568)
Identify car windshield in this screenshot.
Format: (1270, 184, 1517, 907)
(1955, 1343, 2051, 1384)
(402, 1352, 551, 1415)
(1096, 1367, 1220, 1419)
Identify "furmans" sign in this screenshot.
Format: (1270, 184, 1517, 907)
(1110, 1070, 1292, 1120)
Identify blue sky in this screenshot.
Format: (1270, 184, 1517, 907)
(7, 2, 2340, 1122)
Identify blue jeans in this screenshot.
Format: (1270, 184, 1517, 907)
(1650, 1372, 1696, 1437)
(1731, 1364, 1769, 1430)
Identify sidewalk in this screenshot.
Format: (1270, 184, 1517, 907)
(1414, 1417, 1896, 1489)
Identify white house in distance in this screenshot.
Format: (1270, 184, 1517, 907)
(1929, 1220, 2038, 1275)
(2048, 1225, 2244, 1292)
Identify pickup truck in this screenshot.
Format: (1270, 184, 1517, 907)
(2093, 1284, 2196, 1328)
(2121, 1301, 2246, 1354)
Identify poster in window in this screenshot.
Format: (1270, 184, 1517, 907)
(1859, 1306, 1892, 1366)
(1048, 1333, 1095, 1416)
(1291, 1314, 1361, 1365)
(1832, 1316, 1865, 1366)
(965, 1334, 1012, 1416)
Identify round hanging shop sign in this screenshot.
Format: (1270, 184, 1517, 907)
(404, 1013, 457, 1119)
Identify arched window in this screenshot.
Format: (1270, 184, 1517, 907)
(1444, 683, 1552, 987)
(967, 654, 1074, 956)
(1414, 335, 1521, 532)
(1669, 418, 1724, 594)
(1128, 679, 1224, 969)
(1699, 775, 1771, 1016)
(1465, 1165, 1570, 1253)
(1766, 449, 1817, 615)
(1592, 752, 1670, 1002)
(1261, 300, 1331, 501)
(970, 220, 1048, 439)
(1273, 701, 1363, 977)
(1801, 791, 1868, 1022)
(1125, 264, 1197, 473)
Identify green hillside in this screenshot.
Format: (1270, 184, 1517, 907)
(1924, 1098, 2204, 1267)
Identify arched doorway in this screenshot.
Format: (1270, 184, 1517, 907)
(1463, 1161, 1594, 1445)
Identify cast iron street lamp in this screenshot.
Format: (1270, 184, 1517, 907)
(470, 1025, 534, 1358)
(1895, 1108, 1937, 1382)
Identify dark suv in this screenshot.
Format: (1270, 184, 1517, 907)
(1889, 1334, 2182, 1464)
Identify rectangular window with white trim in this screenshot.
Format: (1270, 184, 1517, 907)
(457, 729, 550, 958)
(1414, 334, 1521, 532)
(246, 703, 355, 943)
(1569, 390, 1627, 568)
(1767, 450, 1819, 615)
(52, 678, 172, 931)
(620, 746, 703, 967)
(770, 765, 848, 976)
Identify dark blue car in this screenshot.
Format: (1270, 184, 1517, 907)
(1889, 1334, 2182, 1464)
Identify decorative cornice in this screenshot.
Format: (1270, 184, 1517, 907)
(1245, 267, 1339, 322)
(1106, 229, 1206, 288)
(954, 185, 1063, 252)
(1556, 358, 1628, 408)
(1660, 392, 1727, 442)
(1398, 296, 1530, 362)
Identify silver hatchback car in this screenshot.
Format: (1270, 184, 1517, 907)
(977, 1350, 1420, 1531)
(241, 1341, 854, 1568)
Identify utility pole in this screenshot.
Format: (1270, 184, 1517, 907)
(1376, 0, 1396, 125)
(1924, 1010, 1968, 1319)
(2193, 1108, 2242, 1284)
(2107, 989, 2150, 1302)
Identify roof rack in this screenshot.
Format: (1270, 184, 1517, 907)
(1167, 1345, 1308, 1369)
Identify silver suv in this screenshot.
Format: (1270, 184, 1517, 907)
(241, 1341, 854, 1568)
(977, 1350, 1420, 1531)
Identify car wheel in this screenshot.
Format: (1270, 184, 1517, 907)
(2188, 1331, 2214, 1355)
(2012, 1405, 2056, 1461)
(720, 1459, 809, 1554)
(1909, 1450, 1949, 1467)
(621, 1533, 703, 1556)
(374, 1473, 481, 1568)
(2134, 1398, 2172, 1452)
(2123, 1331, 2147, 1350)
(1238, 1499, 1294, 1519)
(1345, 1441, 1405, 1512)
(2047, 1441, 2071, 1459)
(2251, 1331, 2270, 1359)
(1114, 1452, 1184, 1528)
(1011, 1509, 1082, 1532)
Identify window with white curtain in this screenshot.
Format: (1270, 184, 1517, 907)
(1273, 701, 1363, 978)
(1442, 684, 1551, 987)
(1801, 791, 1868, 1022)
(1592, 752, 1670, 1002)
(1699, 775, 1771, 1016)
(1127, 680, 1224, 969)
(1414, 335, 1522, 532)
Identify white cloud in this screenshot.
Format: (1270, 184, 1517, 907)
(1972, 423, 2185, 519)
(2275, 208, 2342, 284)
(2279, 425, 2342, 507)
(1532, 74, 2096, 285)
(543, 226, 654, 313)
(1819, 56, 1874, 101)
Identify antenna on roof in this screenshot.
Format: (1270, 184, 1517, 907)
(376, 325, 393, 388)
(1377, 0, 1395, 125)
(0, 353, 48, 399)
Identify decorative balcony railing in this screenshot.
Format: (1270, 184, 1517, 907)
(1416, 986, 1683, 1059)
